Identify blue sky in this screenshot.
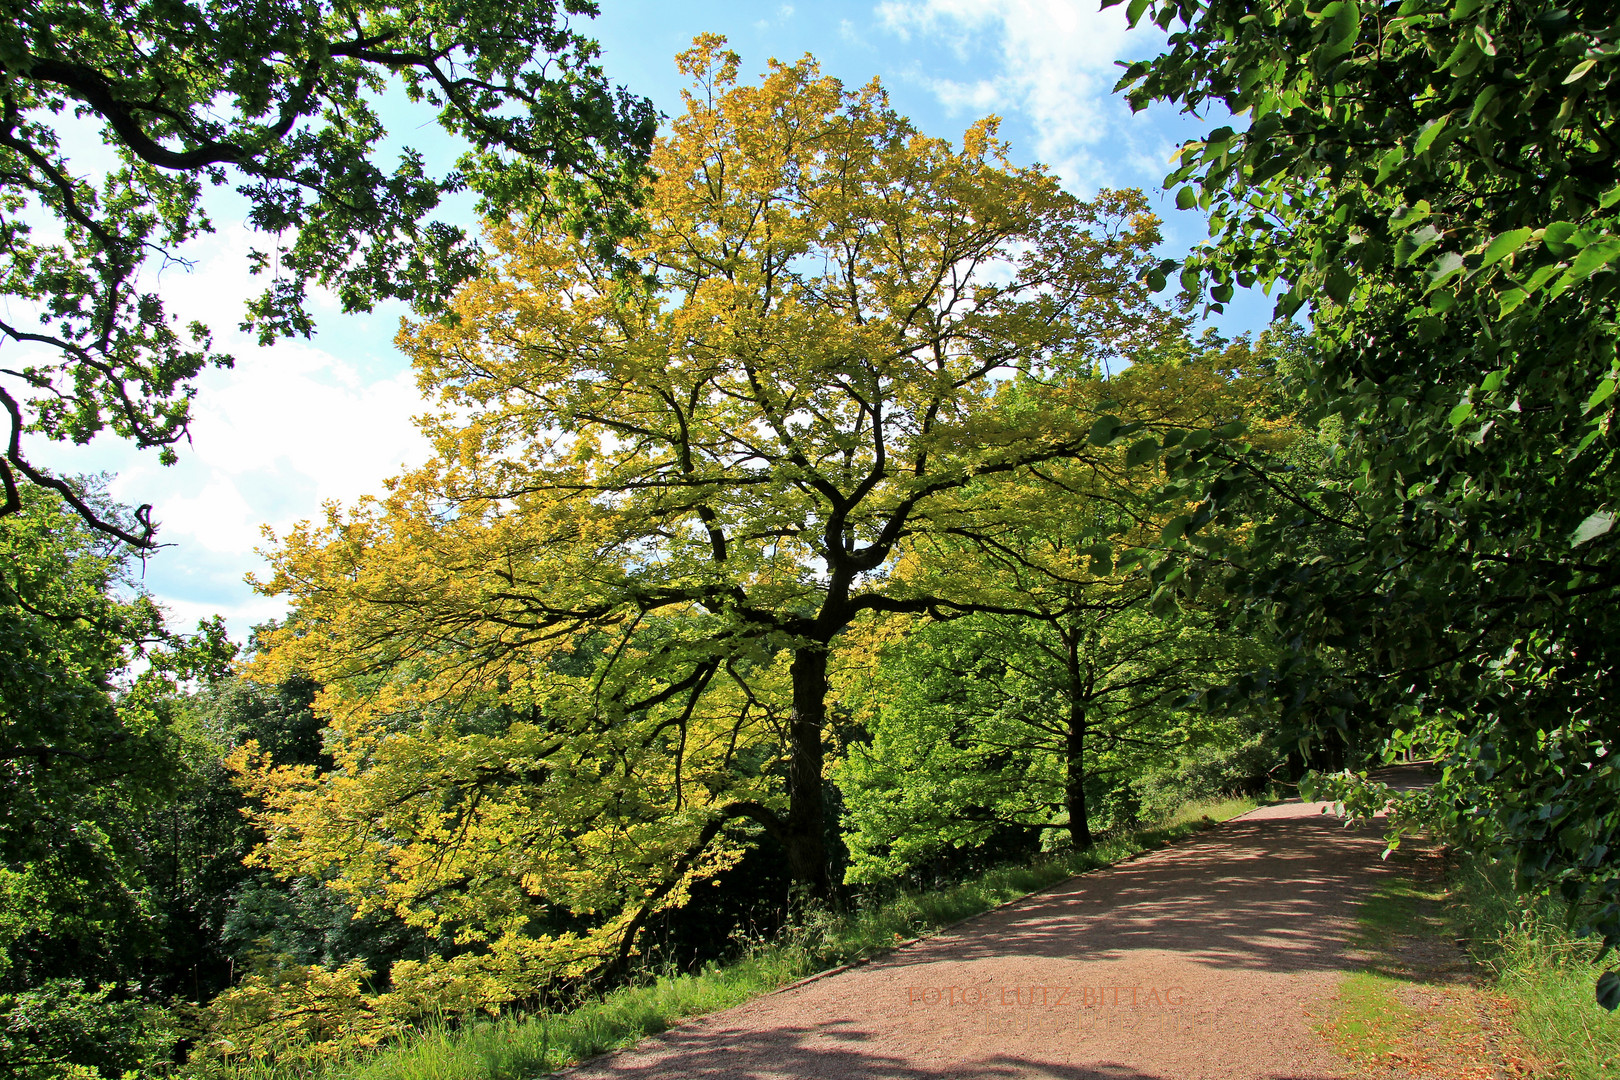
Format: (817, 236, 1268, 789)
(31, 0, 1272, 640)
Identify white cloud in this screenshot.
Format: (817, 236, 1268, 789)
(155, 478, 263, 556)
(160, 592, 288, 636)
(874, 0, 1164, 190)
(23, 221, 434, 639)
(102, 225, 432, 551)
(167, 340, 429, 527)
(757, 4, 797, 30)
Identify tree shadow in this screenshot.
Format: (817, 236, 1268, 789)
(885, 813, 1395, 976)
(570, 797, 1414, 1078)
(573, 1020, 1205, 1078)
(571, 1017, 1350, 1078)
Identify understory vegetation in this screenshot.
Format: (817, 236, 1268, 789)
(1321, 842, 1619, 1078)
(1454, 856, 1620, 1077)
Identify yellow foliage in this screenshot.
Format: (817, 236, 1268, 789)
(227, 37, 1276, 1052)
(199, 960, 398, 1064)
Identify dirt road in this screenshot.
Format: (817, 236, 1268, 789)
(566, 792, 1414, 1079)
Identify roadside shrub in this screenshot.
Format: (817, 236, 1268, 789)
(1131, 737, 1276, 824)
(0, 980, 177, 1080)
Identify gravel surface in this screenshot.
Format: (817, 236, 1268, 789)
(566, 789, 1418, 1080)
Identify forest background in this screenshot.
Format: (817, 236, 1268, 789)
(4, 1, 1619, 1077)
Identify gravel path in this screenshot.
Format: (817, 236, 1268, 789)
(567, 786, 1421, 1080)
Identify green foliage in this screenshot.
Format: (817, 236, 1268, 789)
(0, 482, 228, 991)
(1115, 0, 1620, 998)
(1454, 855, 1620, 1075)
(837, 609, 1267, 885)
(1130, 737, 1277, 821)
(0, 0, 655, 545)
(0, 980, 178, 1080)
(836, 331, 1291, 881)
(0, 484, 281, 1074)
(170, 668, 444, 999)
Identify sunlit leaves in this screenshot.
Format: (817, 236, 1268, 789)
(240, 37, 1178, 1029)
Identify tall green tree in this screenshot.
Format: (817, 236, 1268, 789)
(250, 35, 1174, 912)
(0, 483, 231, 1075)
(1, 484, 178, 989)
(1115, 0, 1620, 1005)
(839, 339, 1287, 872)
(0, 0, 655, 545)
(837, 604, 1257, 882)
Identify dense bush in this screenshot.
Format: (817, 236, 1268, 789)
(0, 981, 177, 1080)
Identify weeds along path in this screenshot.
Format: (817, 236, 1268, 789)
(564, 775, 1438, 1080)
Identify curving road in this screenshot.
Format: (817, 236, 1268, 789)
(564, 782, 1424, 1080)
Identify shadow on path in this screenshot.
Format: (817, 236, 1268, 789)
(565, 788, 1424, 1080)
(573, 1020, 1340, 1079)
(902, 814, 1393, 975)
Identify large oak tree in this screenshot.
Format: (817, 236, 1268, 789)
(235, 40, 1184, 1018)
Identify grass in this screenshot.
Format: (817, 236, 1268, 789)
(1319, 860, 1511, 1078)
(1450, 857, 1620, 1080)
(214, 794, 1257, 1080)
(1321, 843, 1620, 1079)
(1329, 972, 1415, 1063)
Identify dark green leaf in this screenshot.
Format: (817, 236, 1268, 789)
(1126, 437, 1161, 468)
(1597, 970, 1620, 1011)
(1585, 377, 1617, 413)
(1375, 145, 1406, 187)
(1542, 221, 1581, 258)
(1088, 415, 1124, 446)
(1497, 287, 1530, 315)
(1325, 263, 1355, 303)
(1159, 514, 1193, 542)
(1414, 114, 1451, 155)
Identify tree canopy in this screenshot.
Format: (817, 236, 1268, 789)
(0, 483, 231, 1004)
(0, 0, 655, 545)
(230, 39, 1202, 1037)
(1115, 0, 1620, 1006)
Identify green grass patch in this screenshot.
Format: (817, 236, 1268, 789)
(1324, 845, 1620, 1079)
(1329, 970, 1412, 1061)
(1321, 856, 1508, 1075)
(1347, 872, 1448, 961)
(211, 794, 1256, 1080)
(1452, 857, 1620, 1080)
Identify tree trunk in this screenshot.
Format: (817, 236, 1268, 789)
(1064, 629, 1093, 849)
(1065, 704, 1093, 850)
(786, 647, 831, 900)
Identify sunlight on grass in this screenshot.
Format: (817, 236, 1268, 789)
(1456, 859, 1620, 1080)
(1325, 849, 1620, 1079)
(1329, 971, 1409, 1061)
